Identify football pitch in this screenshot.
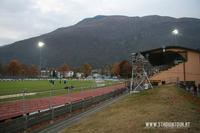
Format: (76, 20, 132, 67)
(0, 79, 117, 102)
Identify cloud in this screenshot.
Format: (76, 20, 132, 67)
(0, 26, 27, 44)
(33, 0, 66, 14)
(0, 0, 200, 46)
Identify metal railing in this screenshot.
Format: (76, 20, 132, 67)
(0, 87, 127, 133)
(178, 81, 200, 97)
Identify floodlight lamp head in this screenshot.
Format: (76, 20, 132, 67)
(172, 29, 179, 35)
(162, 45, 166, 53)
(131, 53, 136, 56)
(38, 42, 45, 48)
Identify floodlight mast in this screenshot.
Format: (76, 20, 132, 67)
(130, 52, 153, 93)
(172, 28, 179, 45)
(130, 53, 136, 91)
(38, 41, 45, 78)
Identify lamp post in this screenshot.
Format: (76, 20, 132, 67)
(38, 41, 45, 78)
(130, 53, 135, 92)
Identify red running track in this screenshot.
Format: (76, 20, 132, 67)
(0, 84, 125, 121)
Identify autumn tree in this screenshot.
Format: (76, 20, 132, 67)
(119, 60, 132, 78)
(81, 63, 92, 77)
(58, 64, 70, 72)
(111, 63, 120, 76)
(20, 64, 29, 77)
(57, 64, 70, 77)
(29, 65, 38, 77)
(7, 59, 21, 76)
(73, 67, 81, 73)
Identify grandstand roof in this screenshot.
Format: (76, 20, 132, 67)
(141, 46, 200, 66)
(141, 46, 200, 55)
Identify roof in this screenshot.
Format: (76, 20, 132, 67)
(140, 46, 200, 66)
(141, 46, 200, 55)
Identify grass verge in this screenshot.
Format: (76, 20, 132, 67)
(60, 85, 200, 133)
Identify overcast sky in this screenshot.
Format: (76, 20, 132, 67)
(0, 0, 200, 46)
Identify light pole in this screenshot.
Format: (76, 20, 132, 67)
(130, 53, 135, 92)
(38, 41, 45, 78)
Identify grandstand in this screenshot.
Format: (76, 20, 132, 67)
(141, 46, 200, 86)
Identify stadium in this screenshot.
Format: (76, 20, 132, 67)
(1, 1, 200, 133)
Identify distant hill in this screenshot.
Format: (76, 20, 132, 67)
(0, 15, 200, 68)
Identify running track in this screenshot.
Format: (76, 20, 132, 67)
(0, 84, 125, 121)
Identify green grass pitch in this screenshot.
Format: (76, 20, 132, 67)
(0, 79, 116, 102)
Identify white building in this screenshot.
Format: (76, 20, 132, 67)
(65, 71, 74, 78)
(41, 70, 51, 78)
(76, 72, 83, 78)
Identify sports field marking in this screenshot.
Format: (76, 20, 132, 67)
(0, 92, 36, 99)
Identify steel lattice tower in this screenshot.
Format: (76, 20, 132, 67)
(130, 53, 153, 92)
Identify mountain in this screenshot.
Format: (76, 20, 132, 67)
(0, 15, 200, 68)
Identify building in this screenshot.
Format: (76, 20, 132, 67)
(40, 69, 51, 78)
(141, 46, 200, 86)
(76, 72, 83, 78)
(64, 71, 74, 78)
(57, 71, 74, 78)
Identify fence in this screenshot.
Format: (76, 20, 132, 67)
(178, 81, 200, 97)
(0, 79, 119, 104)
(0, 87, 127, 133)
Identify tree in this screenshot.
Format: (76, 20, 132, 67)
(0, 62, 6, 77)
(7, 59, 21, 76)
(57, 64, 70, 77)
(73, 67, 81, 73)
(29, 65, 38, 77)
(20, 64, 29, 77)
(0, 62, 3, 75)
(81, 63, 92, 77)
(58, 64, 69, 72)
(111, 63, 120, 76)
(119, 60, 132, 78)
